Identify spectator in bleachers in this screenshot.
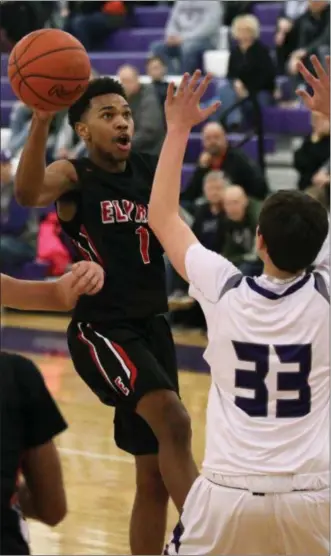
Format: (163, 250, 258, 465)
(146, 56, 169, 112)
(150, 0, 222, 75)
(117, 65, 165, 155)
(215, 14, 276, 129)
(294, 111, 330, 191)
(63, 1, 133, 51)
(181, 122, 268, 212)
(287, 1, 330, 85)
(0, 149, 37, 271)
(192, 171, 227, 253)
(222, 185, 262, 276)
(0, 1, 53, 48)
(275, 0, 308, 74)
(8, 102, 66, 161)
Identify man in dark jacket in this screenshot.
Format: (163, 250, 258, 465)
(117, 65, 165, 155)
(181, 122, 268, 210)
(288, 0, 330, 81)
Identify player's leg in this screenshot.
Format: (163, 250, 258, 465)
(131, 454, 169, 555)
(275, 489, 329, 555)
(114, 410, 169, 555)
(136, 316, 198, 512)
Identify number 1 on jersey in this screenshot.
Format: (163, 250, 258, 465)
(136, 226, 150, 264)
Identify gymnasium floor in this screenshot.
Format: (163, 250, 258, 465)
(2, 312, 210, 555)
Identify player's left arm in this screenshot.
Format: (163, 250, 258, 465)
(1, 261, 104, 312)
(149, 72, 240, 303)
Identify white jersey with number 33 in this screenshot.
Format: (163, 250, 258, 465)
(186, 240, 329, 487)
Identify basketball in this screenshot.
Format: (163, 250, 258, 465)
(7, 28, 91, 112)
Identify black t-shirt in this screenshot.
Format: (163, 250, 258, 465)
(57, 153, 168, 323)
(0, 353, 67, 555)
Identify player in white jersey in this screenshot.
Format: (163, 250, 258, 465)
(148, 60, 330, 555)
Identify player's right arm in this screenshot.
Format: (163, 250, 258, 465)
(15, 112, 78, 207)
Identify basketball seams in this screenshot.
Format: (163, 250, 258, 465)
(12, 46, 74, 109)
(21, 74, 91, 81)
(9, 46, 87, 81)
(7, 29, 52, 67)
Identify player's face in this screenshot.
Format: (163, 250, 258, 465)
(80, 94, 134, 161)
(203, 125, 227, 156)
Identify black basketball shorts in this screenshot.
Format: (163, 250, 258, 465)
(67, 315, 179, 456)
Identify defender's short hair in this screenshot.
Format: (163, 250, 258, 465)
(258, 190, 329, 273)
(68, 77, 127, 129)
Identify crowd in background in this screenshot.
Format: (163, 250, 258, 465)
(0, 0, 330, 330)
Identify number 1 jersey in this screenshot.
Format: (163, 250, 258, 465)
(185, 241, 329, 485)
(57, 153, 168, 323)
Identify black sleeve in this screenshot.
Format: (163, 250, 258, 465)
(226, 50, 236, 80)
(15, 355, 68, 450)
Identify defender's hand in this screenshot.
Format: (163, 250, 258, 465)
(296, 55, 330, 118)
(165, 70, 221, 132)
(71, 261, 105, 296)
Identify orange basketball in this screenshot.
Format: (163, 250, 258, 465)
(8, 28, 91, 112)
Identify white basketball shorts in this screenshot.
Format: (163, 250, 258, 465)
(165, 474, 329, 555)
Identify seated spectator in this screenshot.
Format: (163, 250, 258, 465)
(8, 102, 66, 161)
(275, 0, 308, 74)
(192, 171, 227, 252)
(146, 56, 169, 111)
(117, 65, 165, 155)
(215, 14, 276, 129)
(294, 111, 330, 190)
(222, 185, 262, 276)
(1, 352, 67, 555)
(0, 1, 50, 47)
(63, 1, 132, 51)
(181, 122, 268, 210)
(287, 1, 330, 87)
(0, 150, 37, 271)
(150, 0, 222, 75)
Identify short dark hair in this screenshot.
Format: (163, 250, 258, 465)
(68, 77, 127, 129)
(258, 190, 329, 273)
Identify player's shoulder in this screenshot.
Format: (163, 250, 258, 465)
(0, 352, 43, 392)
(130, 151, 158, 177)
(46, 158, 78, 185)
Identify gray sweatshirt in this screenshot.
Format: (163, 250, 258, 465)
(165, 0, 222, 46)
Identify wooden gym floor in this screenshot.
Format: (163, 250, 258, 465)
(2, 312, 210, 555)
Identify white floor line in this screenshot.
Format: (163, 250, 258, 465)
(59, 447, 134, 464)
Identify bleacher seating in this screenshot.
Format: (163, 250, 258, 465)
(0, 1, 313, 280)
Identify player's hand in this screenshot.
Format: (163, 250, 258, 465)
(71, 261, 105, 296)
(165, 70, 221, 132)
(33, 110, 56, 122)
(296, 55, 330, 119)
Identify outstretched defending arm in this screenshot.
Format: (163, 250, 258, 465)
(1, 261, 104, 312)
(148, 72, 240, 313)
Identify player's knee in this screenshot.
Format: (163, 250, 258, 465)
(137, 390, 192, 449)
(135, 455, 169, 502)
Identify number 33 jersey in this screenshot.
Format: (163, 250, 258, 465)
(186, 241, 329, 483)
(57, 153, 168, 323)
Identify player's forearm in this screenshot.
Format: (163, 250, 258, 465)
(0, 274, 75, 312)
(149, 128, 190, 232)
(15, 115, 51, 207)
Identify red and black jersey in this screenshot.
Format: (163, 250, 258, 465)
(57, 153, 168, 323)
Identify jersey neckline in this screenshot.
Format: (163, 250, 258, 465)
(246, 273, 311, 300)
